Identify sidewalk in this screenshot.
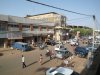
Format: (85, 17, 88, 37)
(0, 47, 12, 52)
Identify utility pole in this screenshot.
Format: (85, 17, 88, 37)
(86, 15, 96, 69)
(92, 15, 96, 52)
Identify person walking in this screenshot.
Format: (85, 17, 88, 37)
(39, 54, 43, 65)
(49, 50, 52, 60)
(22, 55, 26, 68)
(63, 59, 69, 67)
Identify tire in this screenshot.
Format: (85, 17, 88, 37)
(79, 54, 84, 58)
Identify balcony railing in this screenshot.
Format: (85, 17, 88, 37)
(8, 27, 19, 31)
(22, 30, 54, 35)
(0, 31, 22, 39)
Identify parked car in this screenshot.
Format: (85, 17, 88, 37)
(74, 46, 88, 57)
(55, 48, 71, 59)
(36, 42, 47, 49)
(46, 39, 56, 46)
(46, 67, 79, 75)
(70, 40, 79, 46)
(56, 41, 64, 45)
(55, 44, 65, 51)
(11, 42, 31, 51)
(85, 44, 98, 52)
(66, 39, 72, 43)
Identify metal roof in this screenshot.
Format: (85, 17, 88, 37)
(0, 14, 8, 21)
(0, 14, 55, 27)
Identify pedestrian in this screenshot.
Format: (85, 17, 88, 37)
(49, 50, 52, 60)
(46, 49, 49, 53)
(46, 49, 49, 57)
(22, 55, 26, 68)
(63, 59, 69, 66)
(32, 40, 34, 46)
(39, 54, 43, 65)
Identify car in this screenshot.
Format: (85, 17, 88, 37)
(85, 43, 99, 52)
(46, 67, 79, 75)
(55, 44, 65, 51)
(54, 44, 71, 59)
(36, 42, 47, 49)
(46, 39, 56, 46)
(56, 41, 64, 45)
(85, 45, 97, 51)
(74, 46, 89, 57)
(70, 40, 79, 46)
(55, 48, 71, 59)
(66, 39, 72, 43)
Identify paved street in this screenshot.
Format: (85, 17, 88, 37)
(0, 43, 87, 75)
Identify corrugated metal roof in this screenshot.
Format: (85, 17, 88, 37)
(0, 14, 55, 26)
(0, 14, 8, 21)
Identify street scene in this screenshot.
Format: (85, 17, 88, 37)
(0, 0, 100, 75)
(0, 41, 87, 75)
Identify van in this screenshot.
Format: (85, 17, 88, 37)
(11, 42, 31, 51)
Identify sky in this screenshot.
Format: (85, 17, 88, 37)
(0, 0, 100, 28)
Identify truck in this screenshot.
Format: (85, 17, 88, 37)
(11, 42, 31, 51)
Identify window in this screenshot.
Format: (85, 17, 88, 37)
(33, 26, 38, 31)
(42, 27, 46, 31)
(24, 45, 27, 48)
(0, 23, 7, 31)
(55, 73, 64, 75)
(22, 45, 24, 47)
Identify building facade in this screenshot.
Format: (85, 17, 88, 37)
(26, 12, 69, 41)
(0, 14, 55, 48)
(0, 12, 68, 48)
(26, 12, 66, 27)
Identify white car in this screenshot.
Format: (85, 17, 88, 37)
(70, 40, 79, 46)
(55, 44, 65, 51)
(66, 39, 72, 43)
(46, 67, 79, 75)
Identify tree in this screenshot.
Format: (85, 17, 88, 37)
(73, 28, 93, 36)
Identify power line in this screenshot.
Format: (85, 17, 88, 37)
(26, 0, 92, 16)
(67, 16, 91, 21)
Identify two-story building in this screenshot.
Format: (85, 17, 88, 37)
(0, 14, 55, 48)
(26, 12, 69, 41)
(26, 12, 66, 27)
(0, 12, 69, 48)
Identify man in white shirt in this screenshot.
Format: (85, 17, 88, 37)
(22, 55, 26, 68)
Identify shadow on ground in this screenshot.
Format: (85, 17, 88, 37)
(42, 59, 51, 65)
(42, 57, 56, 65)
(36, 67, 49, 72)
(26, 61, 38, 67)
(0, 53, 3, 56)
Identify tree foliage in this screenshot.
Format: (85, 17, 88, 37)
(73, 28, 93, 36)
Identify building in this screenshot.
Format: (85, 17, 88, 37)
(26, 12, 69, 41)
(54, 26, 70, 41)
(0, 12, 69, 47)
(26, 12, 66, 27)
(0, 14, 55, 48)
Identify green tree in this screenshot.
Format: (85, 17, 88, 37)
(73, 28, 92, 36)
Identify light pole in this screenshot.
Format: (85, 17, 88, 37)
(86, 15, 96, 69)
(92, 15, 96, 52)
